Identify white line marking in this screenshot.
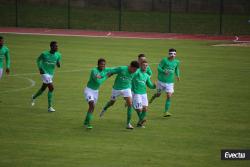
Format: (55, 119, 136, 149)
(0, 63, 159, 93)
(0, 76, 36, 93)
(0, 31, 170, 40)
(9, 63, 159, 77)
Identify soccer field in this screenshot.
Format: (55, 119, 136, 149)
(0, 34, 249, 167)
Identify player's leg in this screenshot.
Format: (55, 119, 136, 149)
(137, 94, 148, 127)
(47, 83, 55, 112)
(83, 88, 98, 129)
(32, 74, 51, 106)
(132, 94, 143, 126)
(164, 83, 174, 117)
(124, 96, 134, 129)
(0, 68, 3, 79)
(140, 94, 148, 126)
(100, 89, 119, 117)
(149, 81, 162, 104)
(123, 89, 133, 129)
(32, 83, 47, 106)
(84, 101, 95, 129)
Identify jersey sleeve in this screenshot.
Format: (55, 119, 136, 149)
(146, 76, 156, 89)
(57, 54, 62, 63)
(5, 48, 10, 68)
(91, 69, 107, 84)
(175, 61, 180, 77)
(147, 66, 153, 77)
(157, 59, 165, 73)
(109, 66, 123, 74)
(36, 53, 44, 70)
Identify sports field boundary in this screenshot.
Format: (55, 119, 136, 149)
(1, 27, 250, 42)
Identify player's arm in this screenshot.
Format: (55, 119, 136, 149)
(5, 48, 10, 74)
(56, 54, 61, 68)
(109, 66, 122, 75)
(157, 59, 166, 73)
(91, 70, 107, 84)
(147, 66, 153, 77)
(37, 54, 45, 74)
(105, 67, 116, 78)
(175, 61, 180, 81)
(146, 77, 156, 89)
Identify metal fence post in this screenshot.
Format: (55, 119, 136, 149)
(151, 0, 155, 11)
(118, 0, 122, 31)
(169, 0, 172, 33)
(186, 0, 189, 13)
(68, 0, 70, 29)
(16, 0, 18, 27)
(219, 0, 224, 34)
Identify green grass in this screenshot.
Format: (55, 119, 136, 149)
(0, 3, 250, 34)
(0, 34, 250, 167)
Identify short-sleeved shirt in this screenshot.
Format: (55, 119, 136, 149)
(37, 51, 61, 76)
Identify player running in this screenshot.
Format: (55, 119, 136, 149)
(149, 48, 180, 117)
(0, 36, 10, 79)
(31, 41, 61, 112)
(100, 61, 140, 129)
(83, 58, 113, 129)
(132, 60, 156, 128)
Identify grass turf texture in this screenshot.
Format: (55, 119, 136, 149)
(0, 34, 250, 167)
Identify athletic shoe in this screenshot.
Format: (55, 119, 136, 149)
(48, 107, 56, 112)
(31, 95, 35, 106)
(126, 123, 134, 129)
(137, 119, 146, 128)
(136, 123, 145, 128)
(163, 112, 172, 117)
(99, 109, 106, 117)
(84, 124, 93, 129)
(140, 119, 146, 126)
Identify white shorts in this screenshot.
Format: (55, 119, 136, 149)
(41, 74, 53, 84)
(0, 68, 3, 79)
(84, 87, 99, 104)
(157, 80, 174, 93)
(111, 88, 132, 100)
(132, 93, 148, 109)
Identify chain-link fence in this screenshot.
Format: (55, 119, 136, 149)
(0, 0, 249, 35)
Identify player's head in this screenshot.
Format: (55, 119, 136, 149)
(138, 54, 146, 65)
(141, 60, 148, 72)
(50, 41, 58, 52)
(0, 36, 4, 46)
(168, 48, 176, 59)
(129, 60, 139, 73)
(97, 58, 106, 70)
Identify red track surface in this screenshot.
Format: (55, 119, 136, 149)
(0, 27, 250, 41)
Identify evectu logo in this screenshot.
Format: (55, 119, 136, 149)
(221, 149, 250, 160)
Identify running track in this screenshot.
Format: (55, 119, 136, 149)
(0, 27, 250, 41)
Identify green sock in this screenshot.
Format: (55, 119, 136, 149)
(48, 91, 53, 108)
(127, 106, 133, 124)
(165, 99, 171, 112)
(136, 110, 142, 121)
(141, 111, 147, 121)
(104, 101, 112, 111)
(33, 88, 44, 99)
(84, 112, 93, 125)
